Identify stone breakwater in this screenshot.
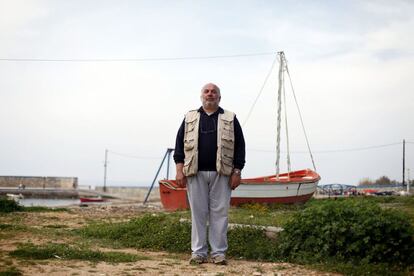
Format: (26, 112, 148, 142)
(1, 186, 160, 202)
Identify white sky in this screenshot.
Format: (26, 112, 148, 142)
(0, 0, 413, 187)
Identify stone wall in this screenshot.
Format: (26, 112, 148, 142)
(0, 176, 78, 189)
(95, 186, 160, 201)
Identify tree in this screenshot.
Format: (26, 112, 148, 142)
(358, 177, 374, 186)
(375, 176, 391, 186)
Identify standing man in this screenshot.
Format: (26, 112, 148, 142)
(174, 83, 246, 265)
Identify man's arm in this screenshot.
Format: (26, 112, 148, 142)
(174, 120, 187, 187)
(233, 116, 246, 170)
(230, 116, 245, 190)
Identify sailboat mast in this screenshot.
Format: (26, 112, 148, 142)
(275, 52, 285, 178)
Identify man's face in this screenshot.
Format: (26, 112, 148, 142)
(201, 84, 220, 110)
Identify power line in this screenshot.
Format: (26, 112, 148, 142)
(0, 51, 276, 63)
(248, 142, 403, 154)
(108, 150, 160, 160)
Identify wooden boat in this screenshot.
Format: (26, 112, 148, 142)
(157, 52, 321, 211)
(6, 193, 24, 201)
(159, 169, 320, 211)
(79, 197, 105, 203)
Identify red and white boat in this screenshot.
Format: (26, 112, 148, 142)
(159, 169, 320, 211)
(158, 52, 321, 211)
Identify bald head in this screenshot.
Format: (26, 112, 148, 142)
(201, 83, 221, 96)
(200, 83, 221, 112)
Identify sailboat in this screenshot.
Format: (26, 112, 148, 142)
(159, 52, 320, 211)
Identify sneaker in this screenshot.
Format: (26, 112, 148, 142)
(189, 255, 207, 265)
(212, 255, 227, 265)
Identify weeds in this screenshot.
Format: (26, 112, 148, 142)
(10, 243, 147, 263)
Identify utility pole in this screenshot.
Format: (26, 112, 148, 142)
(407, 168, 410, 194)
(403, 139, 405, 187)
(103, 149, 108, 192)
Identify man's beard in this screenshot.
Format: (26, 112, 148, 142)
(202, 99, 218, 109)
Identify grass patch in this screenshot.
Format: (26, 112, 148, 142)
(79, 214, 192, 252)
(9, 243, 147, 263)
(0, 266, 22, 276)
(22, 206, 68, 212)
(77, 200, 414, 275)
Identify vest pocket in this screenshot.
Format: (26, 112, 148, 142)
(184, 138, 194, 151)
(222, 134, 234, 150)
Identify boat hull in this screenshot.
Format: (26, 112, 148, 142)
(159, 169, 320, 211)
(79, 197, 104, 203)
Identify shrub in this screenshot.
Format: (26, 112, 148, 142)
(278, 199, 414, 265)
(0, 197, 22, 213)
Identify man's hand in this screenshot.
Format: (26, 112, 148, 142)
(176, 163, 187, 188)
(229, 173, 241, 190)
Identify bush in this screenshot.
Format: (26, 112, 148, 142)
(278, 199, 414, 265)
(0, 197, 22, 213)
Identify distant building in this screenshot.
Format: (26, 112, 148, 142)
(0, 176, 78, 189)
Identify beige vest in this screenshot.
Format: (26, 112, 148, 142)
(183, 109, 235, 177)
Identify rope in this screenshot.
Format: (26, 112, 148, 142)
(282, 69, 291, 175)
(242, 54, 278, 127)
(0, 51, 275, 63)
(285, 60, 317, 171)
(248, 141, 402, 153)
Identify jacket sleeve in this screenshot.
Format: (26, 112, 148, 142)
(173, 119, 185, 164)
(233, 116, 246, 170)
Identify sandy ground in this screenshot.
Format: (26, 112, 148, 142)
(0, 201, 341, 276)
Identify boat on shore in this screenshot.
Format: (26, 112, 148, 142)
(159, 169, 320, 211)
(79, 197, 105, 203)
(6, 193, 24, 201)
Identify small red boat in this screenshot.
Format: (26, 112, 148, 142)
(79, 197, 105, 203)
(159, 169, 320, 211)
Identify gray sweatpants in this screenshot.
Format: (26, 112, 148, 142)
(187, 171, 231, 258)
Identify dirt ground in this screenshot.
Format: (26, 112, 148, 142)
(0, 201, 341, 275)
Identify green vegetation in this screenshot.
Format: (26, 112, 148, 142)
(78, 198, 414, 275)
(0, 197, 23, 213)
(228, 202, 300, 227)
(0, 197, 68, 213)
(22, 206, 68, 212)
(278, 199, 414, 265)
(10, 243, 147, 263)
(0, 267, 22, 276)
(2, 195, 414, 274)
(79, 214, 192, 252)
